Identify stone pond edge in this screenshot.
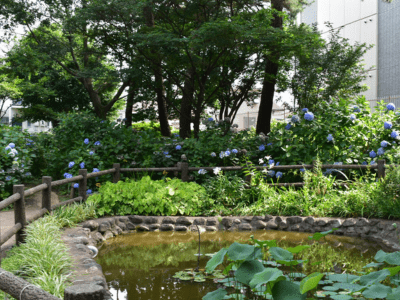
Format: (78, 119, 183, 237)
(61, 215, 400, 299)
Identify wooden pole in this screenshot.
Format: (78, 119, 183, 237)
(113, 163, 120, 183)
(78, 169, 88, 201)
(377, 159, 386, 180)
(13, 185, 26, 245)
(42, 176, 52, 212)
(180, 162, 189, 182)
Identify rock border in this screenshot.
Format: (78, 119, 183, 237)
(61, 215, 400, 299)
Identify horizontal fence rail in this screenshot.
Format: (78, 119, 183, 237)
(0, 159, 394, 299)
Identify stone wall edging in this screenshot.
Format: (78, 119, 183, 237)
(61, 215, 400, 299)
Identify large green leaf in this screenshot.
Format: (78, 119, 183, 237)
(227, 243, 256, 261)
(202, 288, 228, 300)
(374, 250, 387, 263)
(362, 283, 392, 299)
(271, 280, 307, 300)
(387, 287, 400, 300)
(299, 272, 324, 294)
(235, 260, 265, 285)
(269, 247, 293, 261)
(383, 251, 400, 266)
(326, 274, 360, 283)
(249, 268, 286, 289)
(332, 282, 364, 292)
(205, 248, 228, 273)
(384, 266, 400, 276)
(359, 269, 391, 286)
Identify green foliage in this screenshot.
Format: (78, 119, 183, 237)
(0, 124, 35, 199)
(87, 176, 213, 216)
(202, 235, 400, 300)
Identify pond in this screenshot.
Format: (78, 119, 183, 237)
(95, 230, 389, 300)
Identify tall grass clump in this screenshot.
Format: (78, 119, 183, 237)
(0, 202, 97, 299)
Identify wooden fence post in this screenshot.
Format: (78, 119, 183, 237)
(180, 162, 189, 182)
(244, 161, 252, 185)
(113, 163, 120, 183)
(377, 159, 386, 179)
(13, 185, 26, 245)
(78, 169, 88, 201)
(42, 176, 52, 212)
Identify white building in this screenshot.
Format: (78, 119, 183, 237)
(0, 100, 52, 133)
(300, 0, 400, 107)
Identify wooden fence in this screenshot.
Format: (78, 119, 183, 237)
(0, 159, 390, 299)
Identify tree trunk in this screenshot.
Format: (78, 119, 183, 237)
(256, 0, 283, 135)
(180, 68, 194, 138)
(143, 3, 171, 137)
(193, 86, 204, 139)
(125, 83, 135, 128)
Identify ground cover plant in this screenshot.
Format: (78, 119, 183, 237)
(0, 201, 97, 300)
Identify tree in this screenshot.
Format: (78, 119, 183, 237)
(277, 23, 372, 113)
(0, 71, 21, 120)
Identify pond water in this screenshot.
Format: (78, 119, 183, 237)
(96, 230, 388, 300)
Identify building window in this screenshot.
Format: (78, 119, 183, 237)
(0, 117, 9, 124)
(27, 121, 31, 127)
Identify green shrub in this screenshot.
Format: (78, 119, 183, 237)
(0, 124, 35, 199)
(87, 176, 214, 216)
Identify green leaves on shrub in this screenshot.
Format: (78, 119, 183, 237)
(86, 176, 212, 216)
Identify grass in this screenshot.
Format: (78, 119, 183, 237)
(0, 201, 97, 300)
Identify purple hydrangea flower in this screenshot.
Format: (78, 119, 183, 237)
(73, 183, 79, 188)
(208, 117, 214, 121)
(259, 145, 265, 151)
(276, 171, 283, 179)
(302, 108, 308, 112)
(176, 145, 182, 150)
(378, 147, 385, 156)
(381, 140, 388, 148)
(225, 150, 231, 156)
(232, 149, 238, 154)
(304, 112, 314, 121)
(369, 150, 377, 158)
(80, 162, 85, 169)
(384, 121, 393, 130)
(93, 168, 100, 173)
(285, 123, 292, 130)
(63, 173, 73, 179)
(87, 189, 92, 195)
(68, 161, 75, 168)
(84, 138, 89, 144)
(94, 141, 101, 146)
(391, 131, 399, 139)
(387, 103, 395, 111)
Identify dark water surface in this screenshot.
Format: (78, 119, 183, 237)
(96, 230, 386, 300)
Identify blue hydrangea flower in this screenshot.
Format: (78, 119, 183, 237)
(25, 172, 31, 176)
(300, 168, 305, 172)
(259, 145, 265, 151)
(73, 183, 79, 188)
(174, 133, 179, 137)
(304, 112, 314, 121)
(68, 161, 75, 168)
(267, 170, 275, 177)
(276, 171, 283, 179)
(87, 189, 92, 195)
(327, 134, 333, 142)
(384, 121, 393, 129)
(276, 162, 280, 166)
(350, 114, 356, 120)
(165, 155, 172, 158)
(391, 131, 399, 139)
(232, 149, 238, 154)
(94, 141, 101, 146)
(6, 176, 11, 181)
(63, 173, 72, 179)
(198, 169, 207, 175)
(176, 145, 182, 150)
(211, 152, 216, 157)
(302, 108, 308, 112)
(219, 151, 225, 158)
(225, 150, 231, 156)
(371, 160, 377, 165)
(93, 168, 100, 173)
(378, 147, 385, 156)
(362, 161, 368, 165)
(89, 151, 94, 155)
(100, 120, 104, 123)
(291, 115, 300, 123)
(268, 159, 275, 165)
(80, 162, 85, 169)
(381, 140, 388, 148)
(387, 103, 395, 111)
(267, 143, 273, 147)
(285, 123, 292, 130)
(8, 143, 15, 148)
(163, 151, 169, 155)
(353, 106, 361, 113)
(5, 146, 11, 151)
(84, 138, 89, 144)
(208, 117, 214, 122)
(369, 150, 377, 158)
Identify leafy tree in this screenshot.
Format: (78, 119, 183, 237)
(277, 23, 372, 114)
(0, 62, 21, 119)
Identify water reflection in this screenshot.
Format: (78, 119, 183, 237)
(96, 230, 387, 300)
